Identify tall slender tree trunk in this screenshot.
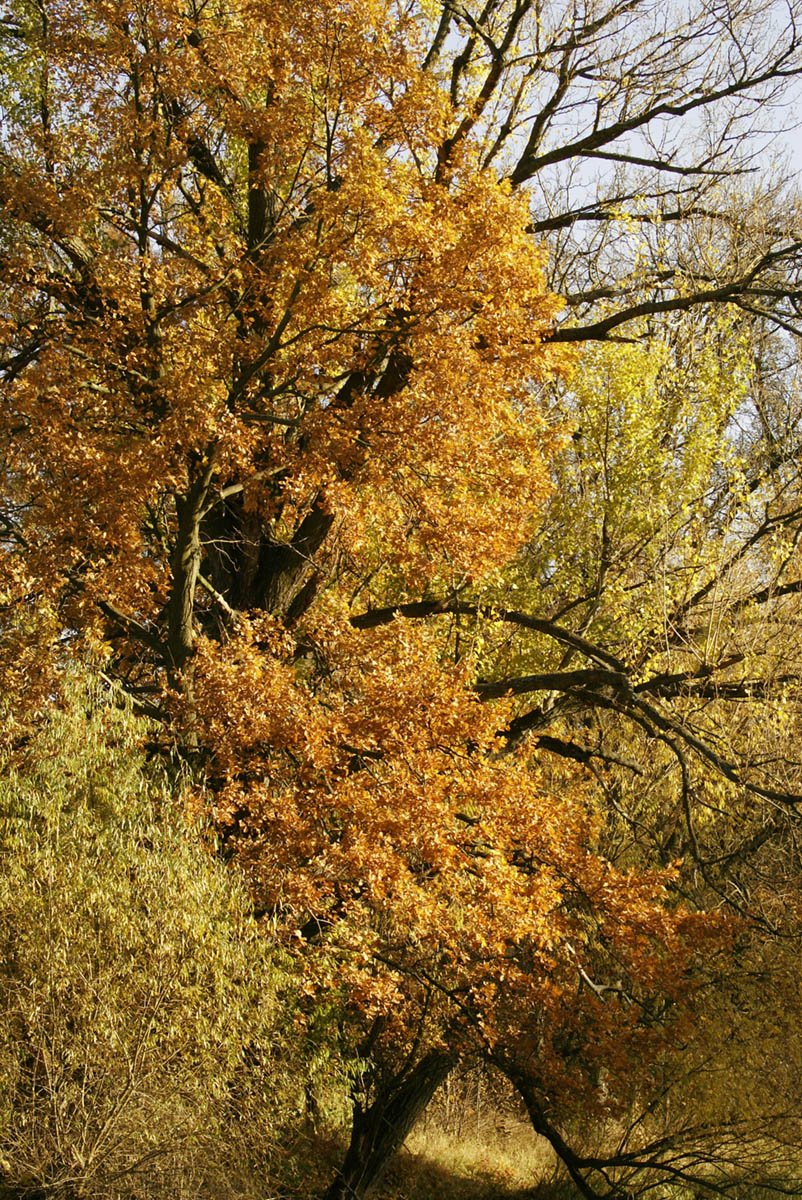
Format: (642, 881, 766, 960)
(322, 1051, 454, 1200)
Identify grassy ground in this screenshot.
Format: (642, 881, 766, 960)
(372, 1101, 576, 1200)
(288, 1070, 802, 1200)
(374, 1123, 570, 1200)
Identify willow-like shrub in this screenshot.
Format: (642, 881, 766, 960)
(0, 675, 323, 1200)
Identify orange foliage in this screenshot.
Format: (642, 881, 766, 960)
(0, 0, 727, 1123)
(194, 613, 730, 1114)
(2, 0, 566, 622)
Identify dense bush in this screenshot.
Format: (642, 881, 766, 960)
(0, 676, 323, 1200)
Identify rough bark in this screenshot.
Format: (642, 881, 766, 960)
(167, 456, 217, 670)
(322, 1051, 455, 1200)
(203, 492, 333, 625)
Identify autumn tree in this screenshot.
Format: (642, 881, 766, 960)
(372, 303, 802, 1192)
(4, 0, 802, 1196)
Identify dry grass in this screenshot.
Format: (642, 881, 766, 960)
(369, 1072, 574, 1200)
(381, 1123, 564, 1200)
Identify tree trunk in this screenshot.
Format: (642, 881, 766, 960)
(322, 1050, 454, 1200)
(203, 492, 333, 625)
(499, 1063, 605, 1200)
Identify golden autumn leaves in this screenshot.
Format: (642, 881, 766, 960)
(0, 0, 731, 1132)
(192, 609, 728, 1112)
(3, 0, 566, 608)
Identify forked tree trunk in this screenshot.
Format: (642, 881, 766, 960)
(323, 1051, 455, 1200)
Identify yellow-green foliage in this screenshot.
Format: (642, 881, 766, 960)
(495, 310, 753, 673)
(0, 675, 311, 1199)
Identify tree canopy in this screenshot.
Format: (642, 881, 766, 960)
(3, 0, 802, 1196)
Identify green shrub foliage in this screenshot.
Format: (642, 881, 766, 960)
(0, 676, 307, 1199)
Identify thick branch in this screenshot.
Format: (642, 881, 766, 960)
(351, 600, 626, 670)
(167, 452, 218, 670)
